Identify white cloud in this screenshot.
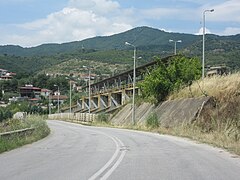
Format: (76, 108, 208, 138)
(3, 0, 132, 47)
(68, 0, 120, 15)
(222, 27, 240, 35)
(141, 8, 180, 19)
(202, 0, 240, 22)
(196, 27, 212, 35)
(1, 0, 240, 47)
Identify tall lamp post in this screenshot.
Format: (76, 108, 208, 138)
(202, 9, 214, 79)
(69, 80, 72, 114)
(169, 39, 182, 55)
(54, 84, 60, 113)
(48, 90, 51, 115)
(125, 41, 136, 125)
(83, 66, 91, 121)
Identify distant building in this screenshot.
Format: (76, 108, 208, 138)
(50, 95, 68, 105)
(0, 68, 7, 76)
(80, 73, 97, 80)
(0, 75, 13, 80)
(76, 86, 83, 92)
(6, 72, 16, 76)
(41, 89, 51, 97)
(9, 97, 28, 103)
(206, 65, 229, 77)
(0, 68, 16, 80)
(19, 85, 41, 99)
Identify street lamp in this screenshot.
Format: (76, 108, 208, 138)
(169, 39, 182, 55)
(54, 84, 60, 114)
(48, 90, 51, 115)
(83, 65, 91, 121)
(125, 41, 136, 125)
(202, 9, 214, 79)
(69, 80, 72, 114)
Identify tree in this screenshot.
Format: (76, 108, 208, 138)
(0, 107, 13, 122)
(139, 55, 201, 103)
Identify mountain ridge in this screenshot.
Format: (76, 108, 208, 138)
(1, 26, 238, 57)
(0, 26, 239, 74)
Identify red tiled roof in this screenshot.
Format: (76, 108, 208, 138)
(41, 89, 51, 92)
(20, 87, 41, 90)
(29, 98, 40, 101)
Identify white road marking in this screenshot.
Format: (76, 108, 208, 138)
(88, 134, 127, 180)
(100, 137, 126, 180)
(50, 121, 127, 180)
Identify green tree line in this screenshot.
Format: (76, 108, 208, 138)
(139, 55, 201, 103)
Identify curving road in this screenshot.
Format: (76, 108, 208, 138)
(0, 120, 239, 180)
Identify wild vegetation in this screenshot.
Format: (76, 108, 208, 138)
(41, 59, 131, 79)
(0, 27, 239, 75)
(0, 115, 50, 153)
(149, 73, 239, 155)
(0, 107, 13, 122)
(94, 58, 240, 155)
(0, 26, 239, 155)
(139, 56, 201, 103)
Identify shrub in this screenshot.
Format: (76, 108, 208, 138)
(140, 55, 201, 103)
(0, 107, 13, 122)
(97, 113, 110, 123)
(146, 113, 159, 129)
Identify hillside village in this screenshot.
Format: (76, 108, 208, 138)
(0, 68, 16, 80)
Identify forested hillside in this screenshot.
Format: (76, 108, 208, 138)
(0, 26, 239, 74)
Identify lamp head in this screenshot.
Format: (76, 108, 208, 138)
(210, 9, 214, 12)
(125, 42, 131, 46)
(169, 39, 173, 42)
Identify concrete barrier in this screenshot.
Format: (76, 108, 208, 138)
(0, 127, 35, 138)
(48, 113, 96, 122)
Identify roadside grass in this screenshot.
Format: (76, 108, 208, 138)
(0, 115, 50, 153)
(152, 122, 240, 156)
(168, 73, 240, 101)
(166, 73, 240, 156)
(94, 73, 240, 155)
(57, 74, 240, 155)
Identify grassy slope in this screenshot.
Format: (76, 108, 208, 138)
(0, 116, 50, 153)
(166, 73, 240, 155)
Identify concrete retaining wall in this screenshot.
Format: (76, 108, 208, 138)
(154, 96, 212, 127)
(48, 96, 213, 127)
(110, 96, 213, 127)
(111, 103, 155, 126)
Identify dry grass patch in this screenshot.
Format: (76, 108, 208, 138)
(167, 73, 240, 155)
(169, 73, 240, 101)
(155, 123, 240, 156)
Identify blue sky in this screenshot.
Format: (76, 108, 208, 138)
(0, 0, 239, 47)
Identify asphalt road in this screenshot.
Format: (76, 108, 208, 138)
(0, 120, 239, 180)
